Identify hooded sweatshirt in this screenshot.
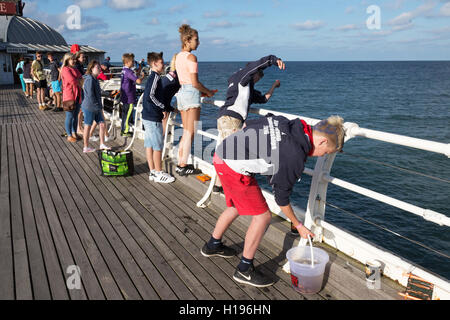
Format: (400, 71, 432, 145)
(216, 114, 312, 207)
(81, 74, 103, 112)
(218, 55, 280, 122)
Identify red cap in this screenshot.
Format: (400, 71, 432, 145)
(70, 44, 80, 54)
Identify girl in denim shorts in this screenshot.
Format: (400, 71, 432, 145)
(174, 24, 216, 176)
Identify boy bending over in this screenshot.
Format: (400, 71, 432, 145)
(202, 114, 345, 287)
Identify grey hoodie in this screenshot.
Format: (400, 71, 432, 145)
(81, 74, 102, 112)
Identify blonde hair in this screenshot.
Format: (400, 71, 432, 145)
(179, 24, 198, 48)
(62, 53, 75, 67)
(313, 116, 345, 152)
(169, 54, 177, 71)
(122, 53, 135, 65)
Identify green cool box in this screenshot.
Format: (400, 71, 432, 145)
(98, 150, 134, 177)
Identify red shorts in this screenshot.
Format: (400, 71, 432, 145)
(213, 154, 269, 216)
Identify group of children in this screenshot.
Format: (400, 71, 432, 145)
(16, 52, 64, 112)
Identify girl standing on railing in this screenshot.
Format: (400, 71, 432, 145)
(175, 24, 216, 176)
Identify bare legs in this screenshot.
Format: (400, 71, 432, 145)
(178, 107, 200, 167)
(146, 148, 162, 172)
(83, 122, 106, 148)
(212, 207, 271, 260)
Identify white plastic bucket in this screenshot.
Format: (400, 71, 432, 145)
(286, 238, 329, 294)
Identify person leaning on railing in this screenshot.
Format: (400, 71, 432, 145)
(201, 114, 345, 288)
(213, 55, 285, 193)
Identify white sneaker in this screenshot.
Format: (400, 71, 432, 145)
(99, 144, 111, 150)
(89, 135, 99, 142)
(149, 170, 156, 181)
(105, 135, 111, 142)
(153, 171, 175, 183)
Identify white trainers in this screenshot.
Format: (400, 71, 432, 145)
(99, 144, 111, 150)
(153, 171, 175, 183)
(83, 147, 96, 153)
(89, 135, 99, 142)
(105, 135, 111, 142)
(149, 170, 156, 181)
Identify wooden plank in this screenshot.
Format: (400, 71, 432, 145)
(8, 124, 33, 300)
(0, 124, 14, 299)
(64, 132, 256, 300)
(16, 123, 69, 299)
(31, 125, 123, 301)
(37, 119, 173, 300)
(53, 133, 200, 300)
(11, 124, 52, 299)
(166, 177, 352, 300)
(123, 175, 251, 300)
(26, 122, 108, 300)
(21, 122, 88, 300)
(33, 122, 144, 300)
(123, 172, 274, 300)
(112, 175, 233, 300)
(149, 176, 313, 300)
(56, 125, 230, 300)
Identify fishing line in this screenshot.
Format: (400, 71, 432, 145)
(341, 152, 450, 184)
(325, 201, 450, 260)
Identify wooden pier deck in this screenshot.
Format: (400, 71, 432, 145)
(0, 86, 403, 300)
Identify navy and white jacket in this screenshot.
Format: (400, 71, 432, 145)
(216, 114, 313, 207)
(161, 71, 180, 110)
(143, 70, 177, 122)
(218, 55, 280, 122)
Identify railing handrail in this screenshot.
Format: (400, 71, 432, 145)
(201, 98, 450, 158)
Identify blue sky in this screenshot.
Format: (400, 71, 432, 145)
(24, 0, 450, 61)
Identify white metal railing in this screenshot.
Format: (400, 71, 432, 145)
(101, 88, 450, 298)
(195, 98, 450, 226)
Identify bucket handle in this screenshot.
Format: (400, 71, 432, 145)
(307, 235, 315, 268)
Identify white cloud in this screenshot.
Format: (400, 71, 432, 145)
(146, 18, 159, 25)
(97, 32, 132, 40)
(238, 11, 263, 18)
(345, 6, 355, 14)
(107, 0, 152, 10)
(203, 10, 227, 18)
(389, 1, 437, 25)
(291, 20, 325, 31)
(207, 21, 242, 29)
(73, 0, 103, 9)
(169, 4, 187, 13)
(335, 24, 359, 32)
(439, 2, 450, 16)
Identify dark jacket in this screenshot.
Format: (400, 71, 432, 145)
(143, 70, 176, 122)
(218, 55, 280, 122)
(81, 74, 103, 112)
(161, 71, 180, 110)
(216, 114, 312, 207)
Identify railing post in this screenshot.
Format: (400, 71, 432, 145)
(301, 153, 338, 246)
(301, 122, 358, 245)
(162, 111, 177, 162)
